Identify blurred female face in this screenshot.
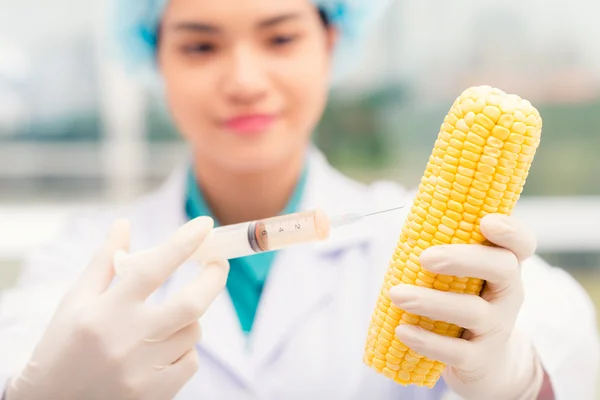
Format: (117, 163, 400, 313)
(157, 0, 337, 173)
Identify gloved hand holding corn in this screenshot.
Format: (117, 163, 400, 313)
(364, 86, 545, 399)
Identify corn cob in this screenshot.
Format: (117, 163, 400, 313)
(363, 86, 543, 387)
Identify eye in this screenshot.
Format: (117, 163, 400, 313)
(270, 35, 297, 46)
(182, 43, 216, 54)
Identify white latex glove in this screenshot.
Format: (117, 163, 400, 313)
(390, 214, 545, 400)
(5, 217, 229, 400)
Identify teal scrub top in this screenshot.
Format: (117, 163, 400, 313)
(185, 167, 308, 334)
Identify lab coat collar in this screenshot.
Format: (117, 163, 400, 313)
(147, 145, 376, 387)
(298, 145, 375, 252)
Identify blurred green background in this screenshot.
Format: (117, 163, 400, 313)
(0, 0, 599, 393)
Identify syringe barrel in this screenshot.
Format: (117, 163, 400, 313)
(189, 221, 255, 261)
(189, 209, 331, 262)
(254, 209, 330, 251)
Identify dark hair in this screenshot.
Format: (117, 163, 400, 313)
(318, 8, 331, 27)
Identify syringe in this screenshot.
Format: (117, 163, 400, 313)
(114, 206, 404, 275)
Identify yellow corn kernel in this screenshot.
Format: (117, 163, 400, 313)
(363, 86, 542, 388)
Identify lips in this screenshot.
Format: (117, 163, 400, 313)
(223, 114, 277, 135)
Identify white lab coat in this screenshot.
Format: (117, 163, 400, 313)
(1, 147, 598, 400)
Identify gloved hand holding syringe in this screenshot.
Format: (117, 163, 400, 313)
(114, 206, 404, 275)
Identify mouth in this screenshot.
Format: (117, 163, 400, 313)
(223, 113, 278, 136)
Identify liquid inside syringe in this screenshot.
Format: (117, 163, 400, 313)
(190, 209, 332, 261)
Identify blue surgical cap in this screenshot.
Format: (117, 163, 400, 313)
(111, 0, 392, 86)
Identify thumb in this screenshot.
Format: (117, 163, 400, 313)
(72, 219, 131, 300)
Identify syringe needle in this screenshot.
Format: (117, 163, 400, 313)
(361, 206, 405, 218)
(330, 206, 405, 229)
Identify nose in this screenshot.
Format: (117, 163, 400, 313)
(222, 45, 268, 105)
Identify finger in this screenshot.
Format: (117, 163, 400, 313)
(153, 347, 200, 400)
(115, 217, 214, 301)
(149, 258, 229, 337)
(480, 214, 537, 263)
(113, 249, 129, 277)
(390, 284, 491, 333)
(420, 244, 519, 290)
(395, 324, 475, 370)
(144, 322, 202, 370)
(73, 219, 130, 299)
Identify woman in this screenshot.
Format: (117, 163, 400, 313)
(1, 0, 598, 399)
